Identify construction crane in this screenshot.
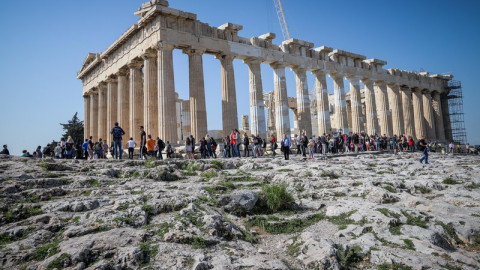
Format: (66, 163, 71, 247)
(272, 0, 291, 40)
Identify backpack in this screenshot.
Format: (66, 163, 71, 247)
(212, 139, 217, 147)
(95, 142, 103, 151)
(65, 143, 72, 151)
(112, 127, 125, 140)
(159, 140, 165, 150)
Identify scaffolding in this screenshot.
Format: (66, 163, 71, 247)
(445, 80, 467, 144)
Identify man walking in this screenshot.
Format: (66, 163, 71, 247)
(419, 136, 429, 165)
(110, 122, 126, 159)
(139, 126, 146, 159)
(282, 134, 291, 160)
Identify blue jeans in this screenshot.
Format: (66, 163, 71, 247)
(420, 148, 429, 164)
(113, 139, 123, 159)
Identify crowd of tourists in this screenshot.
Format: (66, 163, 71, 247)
(2, 122, 477, 163)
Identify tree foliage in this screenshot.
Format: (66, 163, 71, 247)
(60, 112, 84, 145)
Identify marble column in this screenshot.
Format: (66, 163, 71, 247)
(219, 54, 238, 136)
(157, 45, 177, 142)
(98, 82, 107, 142)
(440, 94, 452, 141)
(186, 49, 207, 139)
(106, 76, 118, 142)
(374, 81, 392, 136)
(293, 68, 312, 136)
(400, 87, 415, 137)
(90, 92, 98, 142)
(246, 60, 266, 138)
(432, 92, 445, 140)
(142, 50, 158, 139)
(84, 95, 90, 141)
(346, 75, 364, 134)
(412, 88, 426, 139)
(422, 90, 436, 140)
(271, 64, 290, 137)
(313, 70, 331, 135)
(116, 69, 129, 137)
(387, 83, 404, 136)
(362, 79, 379, 135)
(331, 74, 349, 134)
(128, 60, 144, 143)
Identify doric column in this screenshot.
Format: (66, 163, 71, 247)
(440, 94, 452, 141)
(422, 90, 436, 140)
(157, 44, 177, 142)
(142, 50, 158, 139)
(98, 82, 108, 142)
(387, 83, 404, 136)
(218, 54, 238, 136)
(271, 63, 290, 137)
(400, 87, 415, 137)
(90, 92, 98, 142)
(245, 59, 266, 138)
(432, 91, 445, 140)
(346, 75, 363, 134)
(106, 76, 118, 142)
(331, 74, 349, 134)
(128, 59, 144, 143)
(313, 70, 331, 135)
(84, 94, 90, 141)
(185, 49, 207, 139)
(293, 68, 312, 136)
(412, 88, 426, 139)
(362, 79, 379, 135)
(116, 68, 129, 137)
(374, 81, 392, 136)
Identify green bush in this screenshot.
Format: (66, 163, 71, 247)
(262, 183, 295, 212)
(200, 170, 218, 179)
(443, 178, 457, 185)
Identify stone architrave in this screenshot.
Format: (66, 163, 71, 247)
(387, 83, 404, 136)
(331, 74, 349, 134)
(412, 88, 426, 139)
(116, 69, 129, 137)
(106, 76, 118, 141)
(422, 90, 436, 140)
(84, 95, 90, 140)
(374, 81, 392, 136)
(245, 60, 266, 138)
(218, 54, 238, 136)
(142, 50, 158, 138)
(128, 60, 144, 143)
(293, 68, 312, 136)
(97, 82, 108, 142)
(271, 64, 290, 137)
(346, 75, 364, 134)
(185, 49, 207, 139)
(313, 70, 331, 135)
(362, 79, 379, 135)
(400, 87, 415, 137)
(432, 92, 445, 140)
(157, 44, 177, 142)
(90, 92, 98, 142)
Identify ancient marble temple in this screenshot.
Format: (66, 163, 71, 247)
(78, 0, 452, 144)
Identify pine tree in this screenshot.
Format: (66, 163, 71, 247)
(60, 112, 84, 145)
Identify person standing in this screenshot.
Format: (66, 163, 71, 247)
(282, 134, 291, 160)
(189, 135, 196, 156)
(82, 139, 89, 159)
(243, 133, 250, 157)
(166, 141, 173, 159)
(418, 136, 429, 165)
(270, 134, 277, 158)
(307, 139, 315, 160)
(157, 137, 165, 160)
(146, 135, 155, 157)
(1, 145, 9, 155)
(110, 122, 125, 159)
(230, 130, 238, 157)
(139, 126, 146, 159)
(126, 137, 136, 159)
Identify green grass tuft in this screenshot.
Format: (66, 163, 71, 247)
(262, 183, 295, 212)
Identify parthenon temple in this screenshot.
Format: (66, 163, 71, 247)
(78, 0, 454, 144)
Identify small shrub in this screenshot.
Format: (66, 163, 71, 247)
(142, 204, 153, 216)
(327, 210, 356, 230)
(378, 262, 413, 270)
(435, 221, 461, 244)
(88, 179, 99, 187)
(262, 183, 295, 212)
(210, 160, 223, 169)
(140, 242, 158, 263)
(118, 201, 130, 211)
(200, 170, 218, 179)
(417, 186, 431, 194)
(321, 171, 340, 179)
(47, 253, 71, 270)
(246, 213, 325, 234)
(443, 178, 457, 185)
(46, 172, 60, 178)
(277, 168, 293, 172)
(145, 158, 157, 168)
(402, 211, 428, 228)
(336, 244, 364, 269)
(403, 239, 415, 250)
(383, 185, 396, 193)
(29, 240, 60, 261)
(155, 222, 172, 238)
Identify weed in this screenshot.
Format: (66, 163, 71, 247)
(130, 190, 144, 195)
(197, 195, 216, 204)
(377, 262, 413, 270)
(327, 210, 356, 230)
(333, 192, 346, 197)
(402, 211, 428, 228)
(140, 242, 158, 264)
(389, 226, 402, 235)
(466, 182, 480, 190)
(335, 244, 364, 269)
(46, 172, 60, 178)
(142, 204, 153, 216)
(403, 239, 415, 250)
(321, 171, 340, 179)
(383, 185, 396, 193)
(417, 186, 431, 194)
(73, 216, 80, 224)
(277, 168, 293, 172)
(246, 213, 325, 234)
(262, 183, 295, 212)
(305, 171, 313, 177)
(130, 170, 140, 178)
(367, 163, 377, 167)
(118, 201, 130, 211)
(82, 190, 92, 196)
(155, 222, 172, 238)
(4, 206, 43, 224)
(443, 178, 457, 185)
(287, 240, 303, 256)
(377, 208, 401, 219)
(435, 221, 461, 244)
(145, 158, 157, 168)
(88, 179, 99, 187)
(113, 216, 136, 227)
(200, 170, 218, 179)
(0, 227, 33, 245)
(29, 240, 60, 261)
(352, 182, 363, 187)
(210, 160, 223, 169)
(442, 263, 462, 270)
(46, 253, 71, 270)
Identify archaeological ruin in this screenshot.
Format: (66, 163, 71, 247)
(78, 0, 459, 144)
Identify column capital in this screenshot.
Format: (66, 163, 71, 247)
(115, 67, 129, 77)
(400, 86, 411, 92)
(311, 69, 326, 76)
(361, 77, 373, 84)
(127, 59, 143, 69)
(215, 53, 235, 61)
(374, 80, 386, 86)
(328, 72, 344, 79)
(422, 89, 432, 95)
(243, 58, 262, 65)
(345, 74, 362, 81)
(98, 81, 107, 90)
(106, 75, 118, 84)
(270, 62, 287, 69)
(182, 48, 205, 56)
(142, 48, 157, 60)
(156, 42, 175, 51)
(291, 67, 307, 74)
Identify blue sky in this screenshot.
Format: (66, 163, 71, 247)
(0, 0, 479, 155)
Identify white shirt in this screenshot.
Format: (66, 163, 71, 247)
(127, 140, 135, 148)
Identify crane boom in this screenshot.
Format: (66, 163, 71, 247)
(272, 0, 291, 40)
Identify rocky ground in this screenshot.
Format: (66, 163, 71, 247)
(0, 151, 479, 270)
